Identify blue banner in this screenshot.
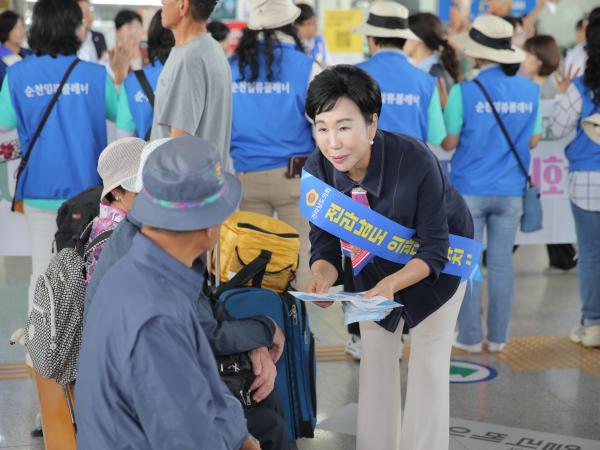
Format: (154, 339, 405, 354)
(301, 170, 483, 280)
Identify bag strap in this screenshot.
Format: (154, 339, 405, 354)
(214, 250, 272, 297)
(11, 57, 81, 212)
(134, 69, 155, 108)
(83, 230, 114, 259)
(473, 78, 532, 187)
(133, 70, 154, 141)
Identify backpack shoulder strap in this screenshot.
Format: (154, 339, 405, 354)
(83, 229, 114, 259)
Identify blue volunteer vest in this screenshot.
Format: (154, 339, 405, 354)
(123, 60, 163, 139)
(229, 42, 315, 173)
(357, 50, 435, 141)
(8, 54, 107, 201)
(450, 66, 539, 196)
(564, 76, 600, 172)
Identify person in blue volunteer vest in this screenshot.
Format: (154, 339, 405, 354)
(353, 2, 446, 145)
(442, 15, 542, 353)
(295, 4, 329, 67)
(551, 18, 600, 348)
(229, 0, 320, 289)
(0, 0, 118, 314)
(304, 65, 474, 450)
(0, 11, 32, 83)
(116, 10, 174, 140)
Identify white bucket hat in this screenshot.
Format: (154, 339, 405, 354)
(453, 15, 525, 64)
(130, 138, 173, 193)
(582, 113, 600, 145)
(247, 0, 300, 30)
(97, 137, 146, 200)
(353, 2, 420, 41)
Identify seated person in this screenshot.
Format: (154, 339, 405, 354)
(85, 137, 145, 284)
(80, 137, 288, 450)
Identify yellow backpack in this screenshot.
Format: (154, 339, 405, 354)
(213, 211, 300, 293)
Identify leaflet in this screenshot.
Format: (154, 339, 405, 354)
(290, 291, 402, 325)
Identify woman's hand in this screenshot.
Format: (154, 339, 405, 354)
(306, 273, 334, 308)
(365, 276, 397, 301)
(306, 260, 338, 308)
(554, 65, 580, 94)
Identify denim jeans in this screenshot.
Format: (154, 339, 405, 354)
(570, 202, 600, 326)
(457, 195, 523, 345)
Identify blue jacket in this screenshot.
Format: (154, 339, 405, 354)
(7, 54, 107, 200)
(76, 233, 249, 449)
(565, 76, 600, 171)
(85, 216, 276, 355)
(229, 42, 315, 172)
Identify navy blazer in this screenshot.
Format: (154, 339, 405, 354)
(306, 129, 474, 331)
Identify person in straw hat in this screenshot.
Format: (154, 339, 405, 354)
(441, 15, 542, 354)
(354, 1, 447, 145)
(550, 18, 600, 348)
(229, 0, 321, 290)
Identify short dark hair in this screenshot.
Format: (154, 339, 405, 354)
(189, 0, 219, 21)
(207, 20, 230, 42)
(147, 10, 175, 65)
(0, 10, 21, 44)
(524, 35, 560, 76)
(306, 65, 381, 123)
(28, 0, 82, 57)
(296, 4, 315, 24)
(372, 36, 406, 50)
(115, 9, 143, 30)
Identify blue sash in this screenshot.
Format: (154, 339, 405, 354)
(300, 170, 483, 280)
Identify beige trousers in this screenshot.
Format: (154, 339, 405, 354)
(356, 282, 466, 450)
(239, 167, 311, 290)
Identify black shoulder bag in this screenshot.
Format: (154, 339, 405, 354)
(133, 69, 154, 141)
(473, 78, 543, 233)
(12, 57, 81, 212)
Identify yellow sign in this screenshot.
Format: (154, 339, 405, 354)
(324, 9, 365, 54)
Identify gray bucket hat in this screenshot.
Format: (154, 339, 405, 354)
(129, 136, 242, 231)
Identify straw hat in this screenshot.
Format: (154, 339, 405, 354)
(453, 15, 525, 64)
(582, 113, 600, 145)
(353, 2, 420, 41)
(130, 138, 173, 193)
(247, 0, 300, 30)
(97, 137, 145, 200)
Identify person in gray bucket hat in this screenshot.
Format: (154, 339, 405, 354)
(75, 136, 274, 450)
(129, 136, 241, 231)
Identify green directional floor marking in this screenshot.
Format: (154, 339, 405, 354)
(450, 365, 478, 378)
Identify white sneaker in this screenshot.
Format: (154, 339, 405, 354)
(453, 339, 482, 354)
(570, 325, 585, 344)
(345, 335, 362, 360)
(581, 325, 600, 348)
(488, 341, 506, 353)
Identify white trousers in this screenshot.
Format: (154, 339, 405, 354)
(356, 282, 466, 450)
(24, 205, 58, 314)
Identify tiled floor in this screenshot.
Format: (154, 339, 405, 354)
(1, 245, 599, 449)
